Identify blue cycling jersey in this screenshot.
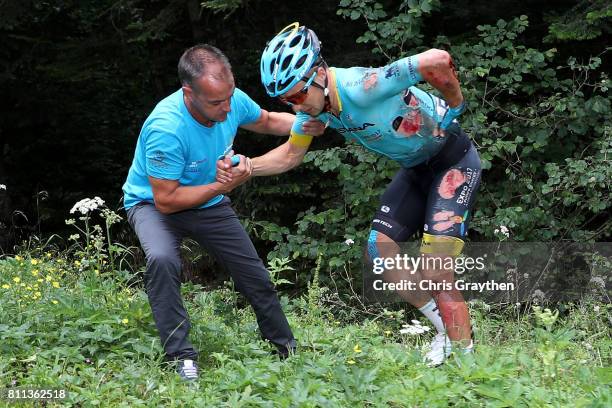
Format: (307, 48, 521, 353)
(291, 57, 457, 168)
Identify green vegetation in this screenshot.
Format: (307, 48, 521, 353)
(0, 218, 610, 406)
(0, 1, 610, 406)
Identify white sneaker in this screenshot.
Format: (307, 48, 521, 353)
(424, 333, 452, 367)
(177, 359, 198, 381)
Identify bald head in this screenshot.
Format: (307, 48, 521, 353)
(178, 44, 233, 89)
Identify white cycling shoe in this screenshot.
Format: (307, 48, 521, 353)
(424, 333, 452, 367)
(424, 333, 474, 367)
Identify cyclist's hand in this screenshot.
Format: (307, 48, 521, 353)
(302, 118, 327, 137)
(220, 155, 252, 192)
(232, 155, 253, 178)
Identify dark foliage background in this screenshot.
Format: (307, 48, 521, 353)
(0, 1, 610, 286)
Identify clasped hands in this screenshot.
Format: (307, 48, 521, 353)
(216, 118, 326, 191)
(216, 151, 252, 192)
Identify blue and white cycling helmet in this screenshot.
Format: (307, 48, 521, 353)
(260, 22, 321, 97)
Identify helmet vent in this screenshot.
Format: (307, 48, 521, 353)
(273, 41, 284, 53)
(280, 55, 292, 71)
(289, 36, 301, 48)
(295, 55, 307, 69)
(279, 76, 295, 91)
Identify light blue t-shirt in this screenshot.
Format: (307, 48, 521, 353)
(122, 87, 261, 209)
(291, 57, 456, 168)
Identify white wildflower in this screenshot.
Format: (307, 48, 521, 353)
(495, 225, 510, 238)
(399, 321, 430, 335)
(70, 196, 105, 215)
(0, 184, 6, 190)
(594, 305, 600, 313)
(344, 238, 355, 246)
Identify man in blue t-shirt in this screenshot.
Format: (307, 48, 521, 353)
(122, 44, 323, 381)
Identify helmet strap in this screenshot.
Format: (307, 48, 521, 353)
(322, 70, 333, 113)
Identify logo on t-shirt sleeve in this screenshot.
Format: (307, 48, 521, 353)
(149, 150, 169, 168)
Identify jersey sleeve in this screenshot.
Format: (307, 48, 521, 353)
(288, 111, 314, 147)
(144, 128, 185, 180)
(344, 56, 422, 107)
(234, 87, 262, 126)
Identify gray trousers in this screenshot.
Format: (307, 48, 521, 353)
(127, 198, 296, 360)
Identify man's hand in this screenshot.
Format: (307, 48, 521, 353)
(216, 154, 252, 191)
(302, 118, 327, 137)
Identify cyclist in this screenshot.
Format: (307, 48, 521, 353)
(219, 23, 481, 366)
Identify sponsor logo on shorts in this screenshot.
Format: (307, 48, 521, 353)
(373, 219, 393, 229)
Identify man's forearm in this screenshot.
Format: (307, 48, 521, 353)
(155, 182, 227, 214)
(265, 112, 295, 135)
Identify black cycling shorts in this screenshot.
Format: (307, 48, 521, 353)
(371, 125, 482, 242)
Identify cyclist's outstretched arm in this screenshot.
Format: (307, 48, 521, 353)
(251, 138, 311, 176)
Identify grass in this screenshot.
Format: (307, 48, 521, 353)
(0, 252, 610, 407)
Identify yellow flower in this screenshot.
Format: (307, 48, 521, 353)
(52, 281, 60, 288)
(37, 279, 43, 283)
(121, 318, 129, 324)
(31, 259, 39, 265)
(13, 277, 21, 283)
(2, 284, 10, 289)
(20, 283, 25, 287)
(384, 330, 391, 336)
(31, 269, 39, 276)
(52, 300, 58, 305)
(353, 345, 362, 353)
(15, 255, 23, 261)
(46, 276, 52, 282)
(74, 260, 81, 266)
(35, 291, 42, 297)
(347, 360, 356, 365)
(46, 252, 52, 258)
(26, 286, 32, 291)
